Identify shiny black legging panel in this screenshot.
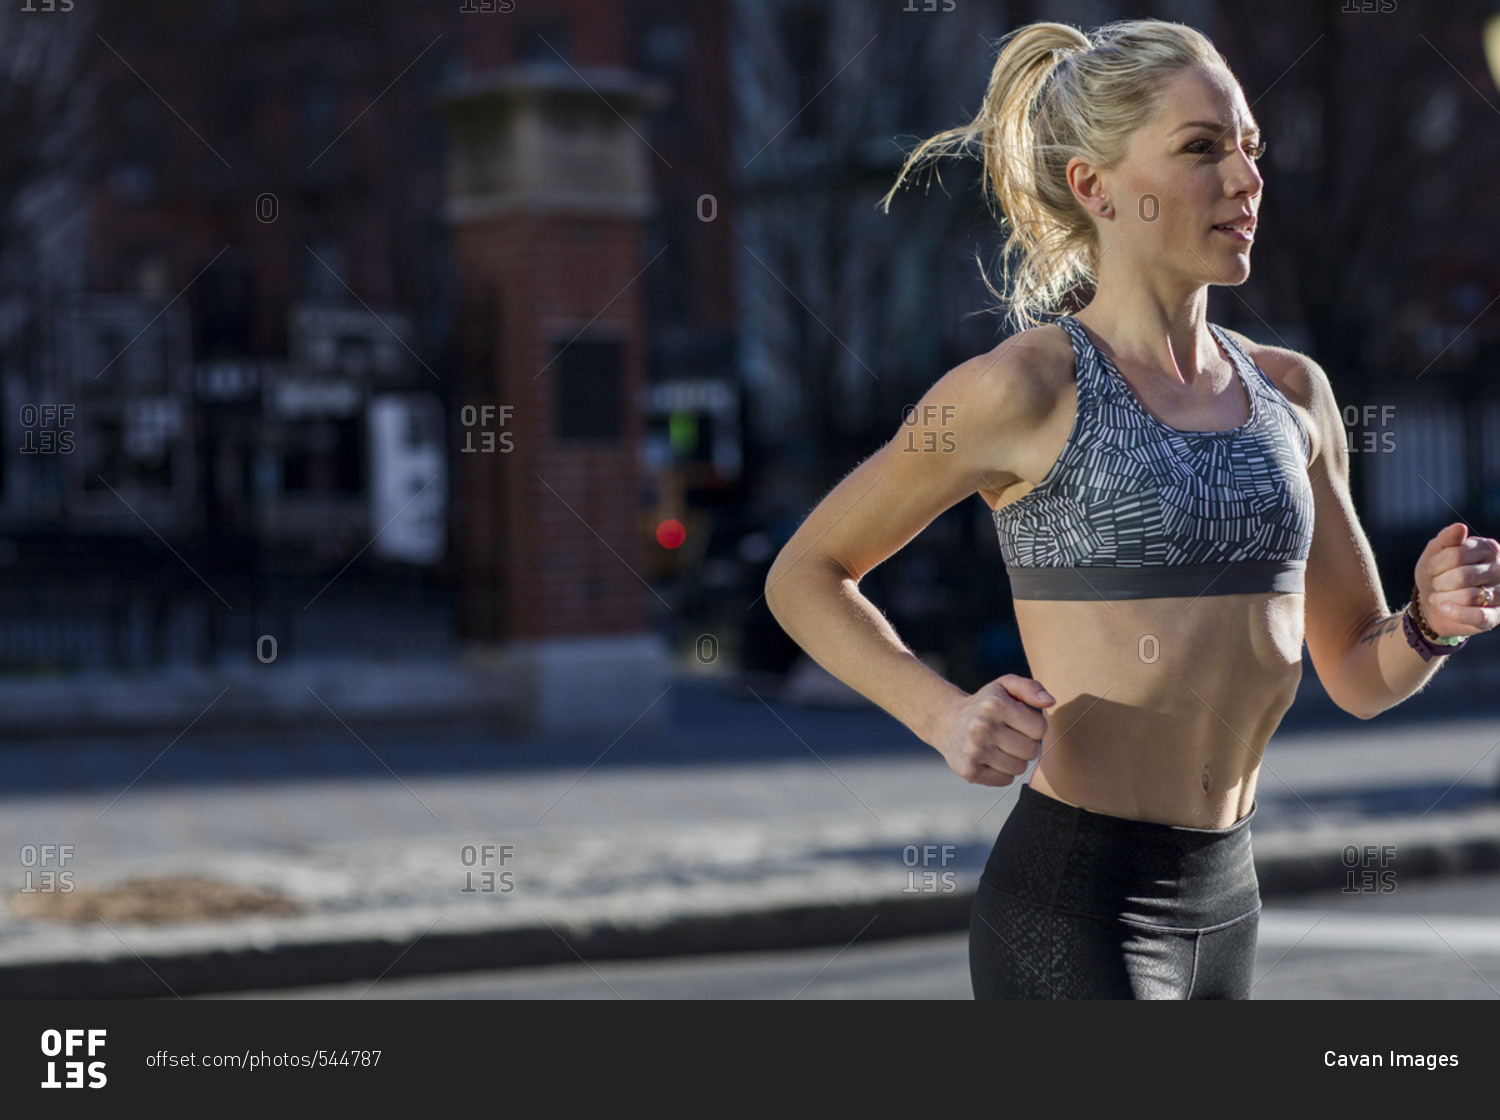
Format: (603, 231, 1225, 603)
(970, 783, 1261, 1000)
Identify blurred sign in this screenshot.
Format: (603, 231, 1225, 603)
(644, 377, 741, 481)
(271, 379, 361, 418)
(367, 394, 446, 564)
(195, 359, 273, 402)
(290, 303, 412, 381)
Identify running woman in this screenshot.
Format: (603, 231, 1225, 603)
(764, 18, 1499, 999)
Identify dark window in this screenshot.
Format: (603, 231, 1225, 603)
(779, 5, 828, 139)
(637, 20, 690, 136)
(282, 417, 363, 494)
(555, 341, 622, 441)
(302, 69, 338, 163)
(197, 256, 254, 359)
(303, 238, 348, 301)
(646, 202, 687, 322)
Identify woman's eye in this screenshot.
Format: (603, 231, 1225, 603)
(1187, 139, 1266, 159)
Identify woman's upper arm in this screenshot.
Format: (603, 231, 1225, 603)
(767, 342, 1045, 592)
(1294, 353, 1392, 704)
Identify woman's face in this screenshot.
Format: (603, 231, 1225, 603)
(1071, 65, 1264, 288)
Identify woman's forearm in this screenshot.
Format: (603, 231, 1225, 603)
(1342, 607, 1451, 720)
(764, 561, 968, 747)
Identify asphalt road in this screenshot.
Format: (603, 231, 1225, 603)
(221, 871, 1500, 1000)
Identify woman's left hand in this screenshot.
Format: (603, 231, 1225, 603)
(1416, 522, 1500, 638)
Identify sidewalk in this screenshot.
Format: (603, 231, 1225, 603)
(0, 654, 519, 741)
(1, 663, 1498, 997)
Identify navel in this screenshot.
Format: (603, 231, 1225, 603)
(1201, 766, 1211, 794)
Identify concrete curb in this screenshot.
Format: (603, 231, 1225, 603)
(0, 658, 519, 740)
(5, 810, 1499, 998)
(0, 895, 978, 1000)
(0, 638, 679, 741)
(1251, 809, 1500, 894)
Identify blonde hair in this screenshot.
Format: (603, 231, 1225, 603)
(879, 19, 1232, 333)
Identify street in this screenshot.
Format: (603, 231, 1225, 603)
(221, 871, 1500, 1000)
(5, 679, 1499, 999)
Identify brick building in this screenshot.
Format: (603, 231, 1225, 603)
(1, 0, 737, 724)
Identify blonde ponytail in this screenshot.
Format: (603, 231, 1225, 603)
(880, 19, 1230, 334)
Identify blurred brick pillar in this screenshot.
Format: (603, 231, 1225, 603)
(440, 64, 672, 736)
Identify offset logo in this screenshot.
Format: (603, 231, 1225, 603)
(459, 843, 515, 894)
(40, 1029, 106, 1089)
(458, 404, 514, 453)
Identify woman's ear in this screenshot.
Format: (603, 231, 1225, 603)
(1065, 155, 1110, 219)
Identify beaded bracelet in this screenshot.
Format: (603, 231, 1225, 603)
(1402, 584, 1467, 663)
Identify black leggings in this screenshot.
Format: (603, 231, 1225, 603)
(970, 783, 1261, 1000)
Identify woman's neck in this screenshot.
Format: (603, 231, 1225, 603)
(1072, 296, 1225, 387)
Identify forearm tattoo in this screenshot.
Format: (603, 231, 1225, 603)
(1356, 611, 1403, 647)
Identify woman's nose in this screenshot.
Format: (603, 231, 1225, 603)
(1229, 152, 1262, 195)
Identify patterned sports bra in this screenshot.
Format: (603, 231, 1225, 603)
(993, 314, 1314, 601)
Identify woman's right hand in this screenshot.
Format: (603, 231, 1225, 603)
(934, 674, 1055, 787)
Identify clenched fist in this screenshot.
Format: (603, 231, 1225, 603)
(934, 673, 1055, 787)
(1416, 522, 1500, 637)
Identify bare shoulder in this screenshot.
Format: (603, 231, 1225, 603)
(764, 323, 1074, 588)
(923, 323, 1073, 445)
(929, 322, 1071, 413)
(908, 323, 1075, 498)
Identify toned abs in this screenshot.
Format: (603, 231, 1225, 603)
(978, 324, 1313, 829)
